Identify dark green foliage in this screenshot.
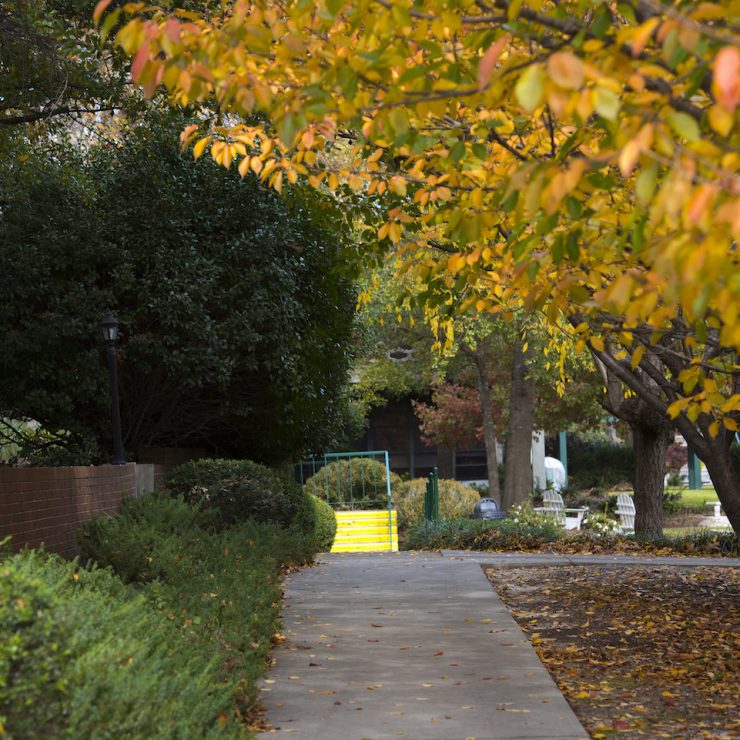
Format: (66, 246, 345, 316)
(79, 495, 315, 721)
(0, 554, 70, 736)
(404, 518, 738, 556)
(0, 109, 355, 464)
(567, 436, 635, 489)
(77, 494, 218, 583)
(404, 518, 560, 551)
(1, 549, 236, 738)
(309, 495, 337, 551)
(165, 458, 305, 529)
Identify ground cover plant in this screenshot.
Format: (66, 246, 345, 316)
(485, 565, 740, 738)
(1, 547, 236, 737)
(405, 518, 740, 557)
(77, 491, 326, 722)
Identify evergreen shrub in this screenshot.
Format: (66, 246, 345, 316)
(166, 458, 302, 528)
(1, 549, 235, 737)
(568, 436, 635, 489)
(78, 493, 316, 722)
(394, 478, 480, 530)
(309, 495, 337, 551)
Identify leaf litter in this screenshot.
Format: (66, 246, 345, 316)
(485, 565, 739, 738)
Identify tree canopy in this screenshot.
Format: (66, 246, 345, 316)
(106, 0, 739, 527)
(0, 111, 356, 464)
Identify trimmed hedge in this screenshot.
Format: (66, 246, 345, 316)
(303, 458, 401, 509)
(165, 458, 302, 528)
(395, 478, 480, 530)
(567, 437, 635, 490)
(309, 494, 337, 551)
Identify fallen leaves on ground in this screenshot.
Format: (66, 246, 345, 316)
(485, 566, 739, 738)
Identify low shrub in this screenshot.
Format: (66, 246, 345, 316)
(165, 458, 301, 529)
(79, 493, 317, 721)
(404, 517, 560, 551)
(394, 478, 480, 530)
(582, 511, 622, 536)
(303, 458, 401, 509)
(508, 502, 556, 528)
(1, 549, 235, 737)
(309, 494, 337, 551)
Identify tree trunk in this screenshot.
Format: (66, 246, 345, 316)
(592, 353, 672, 538)
(502, 339, 536, 511)
(473, 349, 500, 503)
(701, 434, 740, 535)
(631, 422, 672, 539)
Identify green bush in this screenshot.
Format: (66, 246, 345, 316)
(79, 493, 316, 722)
(394, 478, 480, 530)
(303, 458, 401, 509)
(309, 495, 337, 551)
(78, 494, 217, 583)
(1, 549, 236, 738)
(404, 517, 560, 551)
(568, 436, 635, 489)
(165, 458, 300, 528)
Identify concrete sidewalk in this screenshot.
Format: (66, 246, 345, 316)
(259, 552, 588, 739)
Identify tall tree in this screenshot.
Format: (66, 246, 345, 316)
(0, 111, 356, 464)
(110, 0, 740, 532)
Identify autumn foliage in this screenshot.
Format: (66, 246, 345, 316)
(102, 0, 740, 530)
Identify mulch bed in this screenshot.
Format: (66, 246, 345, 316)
(484, 565, 739, 738)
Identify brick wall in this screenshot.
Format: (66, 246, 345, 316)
(0, 464, 137, 559)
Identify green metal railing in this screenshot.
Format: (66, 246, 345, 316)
(296, 450, 395, 547)
(424, 467, 439, 523)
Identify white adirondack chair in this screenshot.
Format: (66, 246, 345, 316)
(616, 493, 636, 533)
(535, 491, 588, 530)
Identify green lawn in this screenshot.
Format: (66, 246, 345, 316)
(667, 487, 719, 512)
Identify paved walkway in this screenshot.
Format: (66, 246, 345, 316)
(259, 552, 588, 739)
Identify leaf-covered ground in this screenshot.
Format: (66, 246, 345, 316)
(485, 565, 739, 738)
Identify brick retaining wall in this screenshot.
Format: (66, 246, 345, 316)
(0, 464, 137, 558)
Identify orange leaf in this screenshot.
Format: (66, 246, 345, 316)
(131, 41, 150, 81)
(93, 0, 112, 25)
(478, 35, 509, 90)
(713, 46, 740, 110)
(631, 18, 659, 57)
(547, 51, 584, 89)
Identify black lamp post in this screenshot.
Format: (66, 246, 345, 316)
(101, 311, 125, 465)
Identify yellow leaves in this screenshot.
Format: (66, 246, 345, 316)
(515, 64, 545, 113)
(590, 336, 605, 352)
(193, 137, 210, 159)
(630, 17, 660, 57)
(707, 104, 734, 137)
(546, 52, 584, 90)
(592, 86, 620, 121)
(630, 345, 645, 368)
(389, 175, 407, 197)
